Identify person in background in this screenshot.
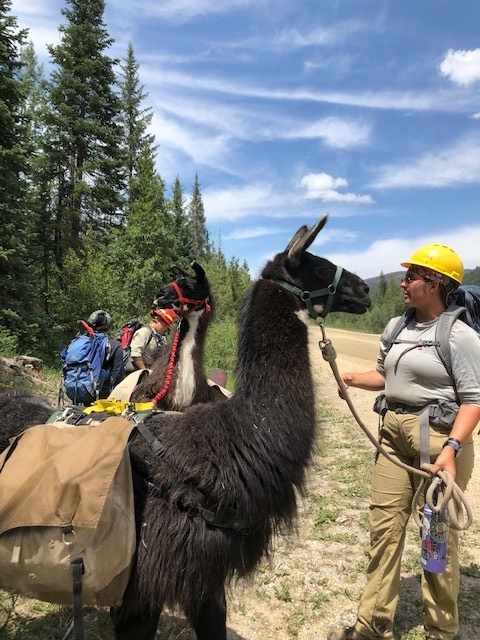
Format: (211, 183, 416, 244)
(327, 244, 480, 640)
(128, 307, 177, 371)
(87, 310, 125, 398)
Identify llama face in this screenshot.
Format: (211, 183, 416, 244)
(297, 251, 371, 315)
(263, 215, 371, 317)
(153, 262, 212, 317)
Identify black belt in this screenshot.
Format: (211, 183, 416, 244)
(386, 401, 428, 415)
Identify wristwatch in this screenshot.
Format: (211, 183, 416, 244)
(442, 437, 462, 456)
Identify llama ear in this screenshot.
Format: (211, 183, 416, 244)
(190, 261, 206, 283)
(170, 263, 191, 278)
(285, 225, 308, 254)
(287, 215, 328, 267)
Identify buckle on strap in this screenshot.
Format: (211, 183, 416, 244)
(270, 265, 343, 321)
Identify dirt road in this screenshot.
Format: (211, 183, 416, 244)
(318, 326, 380, 364)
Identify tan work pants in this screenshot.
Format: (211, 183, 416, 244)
(354, 411, 474, 640)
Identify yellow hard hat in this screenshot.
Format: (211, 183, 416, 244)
(401, 243, 464, 284)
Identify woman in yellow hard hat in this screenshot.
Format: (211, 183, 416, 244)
(401, 242, 464, 304)
(328, 243, 480, 640)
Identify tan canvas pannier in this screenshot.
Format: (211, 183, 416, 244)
(0, 416, 137, 607)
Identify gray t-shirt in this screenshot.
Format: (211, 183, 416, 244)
(376, 315, 480, 407)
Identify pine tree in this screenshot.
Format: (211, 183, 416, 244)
(44, 0, 125, 271)
(0, 0, 36, 349)
(18, 42, 53, 318)
(188, 172, 210, 261)
(109, 143, 176, 317)
(118, 42, 155, 206)
(170, 175, 194, 267)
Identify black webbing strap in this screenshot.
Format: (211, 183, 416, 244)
(135, 421, 166, 457)
(70, 557, 85, 640)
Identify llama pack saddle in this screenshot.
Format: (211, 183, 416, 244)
(0, 416, 136, 607)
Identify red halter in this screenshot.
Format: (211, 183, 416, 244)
(170, 281, 211, 318)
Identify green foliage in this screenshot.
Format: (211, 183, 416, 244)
(203, 250, 251, 320)
(327, 274, 404, 334)
(108, 144, 176, 318)
(0, 327, 18, 358)
(170, 176, 195, 268)
(464, 266, 480, 285)
(0, 2, 246, 370)
(44, 0, 125, 267)
(118, 41, 155, 201)
(0, 2, 40, 353)
(204, 317, 238, 386)
(188, 172, 209, 261)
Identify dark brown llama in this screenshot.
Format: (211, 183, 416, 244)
(129, 261, 221, 409)
(111, 214, 371, 640)
(0, 387, 53, 451)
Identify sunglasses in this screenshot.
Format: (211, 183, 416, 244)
(401, 272, 432, 284)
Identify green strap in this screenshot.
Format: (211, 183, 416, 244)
(270, 265, 343, 321)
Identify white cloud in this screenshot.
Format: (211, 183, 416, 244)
(203, 183, 288, 222)
(287, 116, 371, 149)
(139, 67, 480, 115)
(149, 112, 234, 174)
(311, 227, 359, 248)
(11, 0, 61, 59)
(440, 48, 480, 86)
(115, 0, 260, 24)
(224, 226, 284, 240)
(371, 135, 480, 189)
(299, 172, 374, 203)
(324, 226, 480, 280)
(238, 23, 363, 53)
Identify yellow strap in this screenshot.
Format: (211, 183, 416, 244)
(82, 399, 154, 415)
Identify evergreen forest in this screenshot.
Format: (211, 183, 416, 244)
(0, 0, 250, 368)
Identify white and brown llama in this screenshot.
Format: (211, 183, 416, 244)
(127, 260, 224, 408)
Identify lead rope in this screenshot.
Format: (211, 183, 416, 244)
(318, 325, 473, 531)
(151, 324, 182, 406)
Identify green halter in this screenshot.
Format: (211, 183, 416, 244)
(271, 265, 343, 324)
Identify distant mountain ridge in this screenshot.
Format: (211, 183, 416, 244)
(365, 267, 479, 292)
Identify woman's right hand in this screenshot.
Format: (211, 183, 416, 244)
(337, 370, 386, 398)
(338, 373, 355, 399)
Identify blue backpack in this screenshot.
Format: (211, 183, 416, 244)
(387, 284, 480, 380)
(60, 321, 110, 405)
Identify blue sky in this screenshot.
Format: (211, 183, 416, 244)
(10, 0, 480, 280)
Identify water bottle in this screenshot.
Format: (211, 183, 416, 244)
(420, 504, 449, 573)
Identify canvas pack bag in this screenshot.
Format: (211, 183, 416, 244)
(0, 416, 137, 608)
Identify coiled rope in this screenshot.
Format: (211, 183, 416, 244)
(318, 326, 473, 531)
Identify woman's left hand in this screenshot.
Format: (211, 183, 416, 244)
(429, 446, 457, 482)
